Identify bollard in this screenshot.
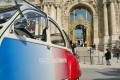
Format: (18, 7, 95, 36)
(117, 53, 119, 63)
(84, 56, 86, 64)
(89, 48, 92, 64)
(98, 51, 100, 64)
(98, 56, 100, 64)
(92, 57, 93, 64)
(102, 56, 103, 64)
(117, 58, 119, 63)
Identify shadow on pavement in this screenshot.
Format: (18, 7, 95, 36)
(96, 68, 120, 77)
(80, 68, 120, 80)
(93, 78, 120, 80)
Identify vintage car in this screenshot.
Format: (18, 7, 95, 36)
(0, 0, 81, 80)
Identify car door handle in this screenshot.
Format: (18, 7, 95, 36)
(47, 45, 50, 49)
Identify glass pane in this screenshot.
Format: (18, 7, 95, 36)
(70, 8, 92, 24)
(49, 20, 65, 46)
(0, 9, 16, 24)
(25, 12, 46, 36)
(14, 11, 46, 41)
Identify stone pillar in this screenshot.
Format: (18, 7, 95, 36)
(110, 1, 116, 34)
(35, 0, 40, 3)
(51, 4, 56, 20)
(118, 1, 120, 33)
(56, 5, 62, 33)
(93, 15, 99, 45)
(103, 2, 109, 50)
(109, 0, 119, 51)
(50, 4, 57, 33)
(103, 3, 109, 37)
(63, 15, 69, 34)
(43, 4, 48, 14)
(47, 5, 51, 15)
(114, 1, 119, 33)
(56, 5, 61, 25)
(110, 0, 118, 40)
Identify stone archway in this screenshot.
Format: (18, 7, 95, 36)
(68, 19, 91, 47)
(64, 2, 99, 47)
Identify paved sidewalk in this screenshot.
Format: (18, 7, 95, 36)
(79, 57, 120, 80)
(80, 57, 120, 69)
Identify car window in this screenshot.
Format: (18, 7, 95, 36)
(0, 6, 17, 30)
(14, 10, 47, 41)
(48, 19, 65, 47)
(63, 30, 71, 48)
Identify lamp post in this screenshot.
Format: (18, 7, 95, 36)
(89, 48, 92, 64)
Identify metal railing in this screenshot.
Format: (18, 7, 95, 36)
(78, 56, 103, 64)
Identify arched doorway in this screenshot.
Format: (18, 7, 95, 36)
(74, 25, 86, 47)
(68, 7, 93, 47)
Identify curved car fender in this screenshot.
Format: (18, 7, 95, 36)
(66, 51, 82, 80)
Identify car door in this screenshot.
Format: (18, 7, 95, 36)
(0, 10, 54, 80)
(48, 18, 68, 80)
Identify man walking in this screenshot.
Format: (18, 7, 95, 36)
(105, 49, 111, 65)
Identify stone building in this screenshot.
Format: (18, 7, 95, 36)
(0, 0, 120, 52)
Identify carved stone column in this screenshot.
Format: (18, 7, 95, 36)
(93, 15, 99, 44)
(51, 4, 57, 33)
(43, 4, 48, 14)
(57, 5, 61, 25)
(51, 4, 56, 20)
(114, 1, 119, 33)
(118, 0, 120, 33)
(110, 1, 116, 34)
(103, 2, 109, 44)
(110, 0, 119, 41)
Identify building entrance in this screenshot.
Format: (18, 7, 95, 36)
(68, 7, 93, 47)
(74, 25, 86, 47)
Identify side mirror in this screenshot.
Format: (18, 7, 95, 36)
(14, 17, 27, 29)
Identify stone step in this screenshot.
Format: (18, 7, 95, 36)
(75, 47, 89, 52)
(75, 47, 90, 56)
(75, 47, 91, 63)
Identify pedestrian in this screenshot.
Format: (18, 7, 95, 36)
(92, 43, 96, 49)
(117, 53, 120, 59)
(78, 40, 80, 47)
(105, 49, 111, 65)
(116, 53, 119, 63)
(75, 39, 78, 46)
(70, 40, 76, 55)
(92, 43, 96, 54)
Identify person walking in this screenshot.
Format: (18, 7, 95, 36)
(105, 49, 111, 65)
(77, 40, 80, 47)
(70, 41, 76, 55)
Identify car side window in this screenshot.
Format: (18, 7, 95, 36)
(14, 10, 46, 41)
(49, 19, 65, 47)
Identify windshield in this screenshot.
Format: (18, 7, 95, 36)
(0, 6, 17, 25)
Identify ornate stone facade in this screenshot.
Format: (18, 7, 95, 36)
(0, 0, 120, 51)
